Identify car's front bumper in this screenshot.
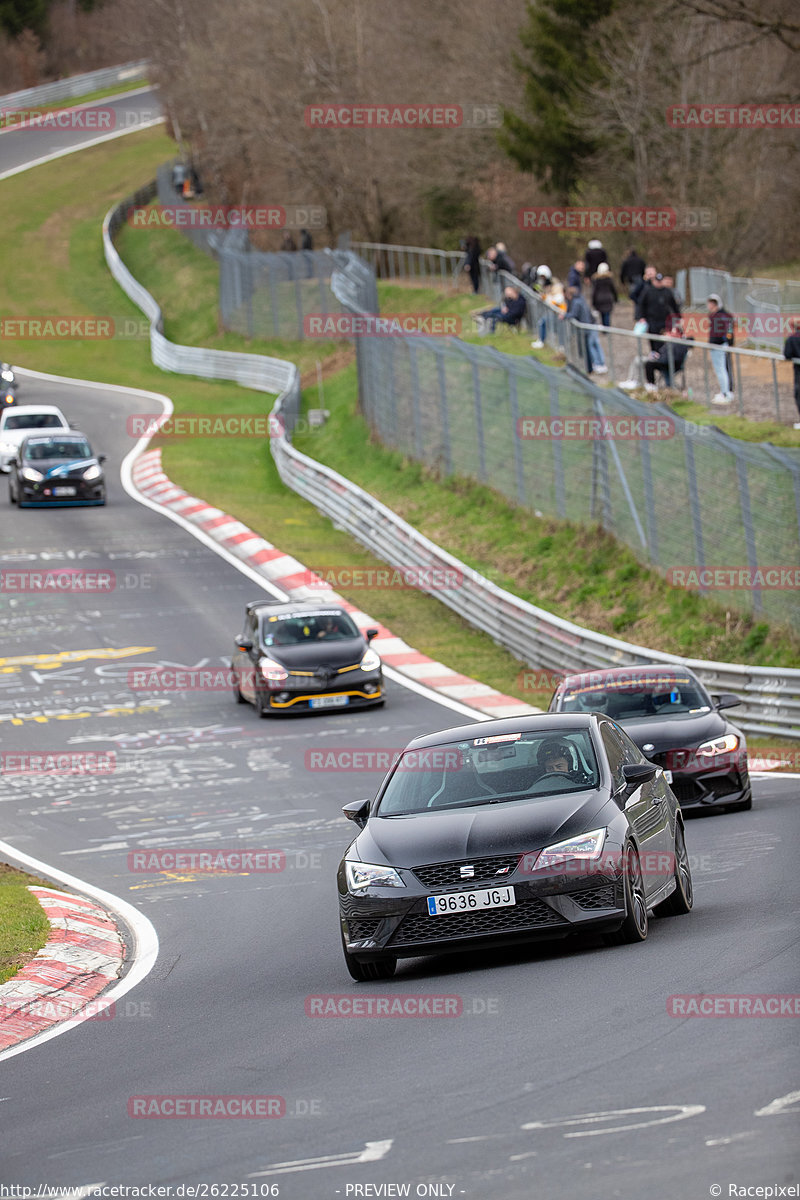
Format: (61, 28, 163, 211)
(652, 755, 751, 811)
(339, 872, 626, 962)
(261, 670, 383, 713)
(18, 481, 105, 505)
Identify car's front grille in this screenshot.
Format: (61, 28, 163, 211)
(670, 777, 703, 804)
(388, 897, 567, 947)
(346, 918, 383, 942)
(570, 885, 617, 911)
(412, 855, 520, 890)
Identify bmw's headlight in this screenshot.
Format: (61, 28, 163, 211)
(345, 860, 405, 891)
(83, 463, 103, 481)
(697, 733, 739, 757)
(20, 467, 43, 482)
(360, 647, 381, 672)
(529, 828, 606, 872)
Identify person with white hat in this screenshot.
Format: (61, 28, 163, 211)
(585, 239, 608, 279)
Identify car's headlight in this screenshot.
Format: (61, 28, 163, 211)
(82, 464, 103, 481)
(1, 370, 13, 382)
(20, 467, 43, 482)
(529, 828, 606, 871)
(259, 656, 288, 684)
(345, 860, 405, 891)
(360, 647, 381, 672)
(697, 733, 739, 757)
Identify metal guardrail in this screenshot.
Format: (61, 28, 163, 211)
(0, 60, 150, 110)
(685, 267, 800, 350)
(352, 242, 465, 287)
(103, 187, 800, 738)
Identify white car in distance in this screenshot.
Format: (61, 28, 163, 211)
(0, 405, 71, 472)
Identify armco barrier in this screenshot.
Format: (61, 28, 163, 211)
(0, 60, 150, 111)
(103, 188, 800, 739)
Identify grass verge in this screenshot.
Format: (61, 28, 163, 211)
(0, 863, 51, 985)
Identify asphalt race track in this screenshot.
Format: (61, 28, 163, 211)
(0, 104, 798, 1193)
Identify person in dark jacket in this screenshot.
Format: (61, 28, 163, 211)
(706, 293, 735, 404)
(629, 263, 656, 305)
(562, 286, 604, 373)
(620, 248, 646, 295)
(644, 325, 690, 391)
(479, 286, 527, 332)
(566, 259, 585, 290)
(636, 272, 681, 352)
(782, 318, 800, 428)
(591, 263, 618, 327)
(462, 236, 482, 293)
(584, 239, 607, 279)
(300, 229, 314, 250)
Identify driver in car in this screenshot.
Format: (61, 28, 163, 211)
(537, 738, 578, 777)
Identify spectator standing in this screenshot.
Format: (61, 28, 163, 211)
(782, 318, 800, 429)
(706, 293, 735, 404)
(566, 259, 585, 290)
(620, 248, 646, 296)
(636, 272, 680, 352)
(591, 263, 618, 327)
(584, 239, 607, 279)
(462, 236, 482, 293)
(281, 231, 297, 252)
(495, 242, 516, 274)
(630, 264, 656, 305)
(562, 285, 606, 373)
(300, 229, 314, 250)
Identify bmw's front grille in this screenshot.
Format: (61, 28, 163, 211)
(412, 855, 520, 890)
(571, 885, 617, 910)
(388, 897, 567, 947)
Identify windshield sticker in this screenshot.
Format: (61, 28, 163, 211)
(473, 732, 522, 746)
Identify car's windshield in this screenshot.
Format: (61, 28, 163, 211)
(560, 673, 711, 719)
(4, 414, 64, 431)
(376, 729, 599, 815)
(22, 438, 92, 461)
(260, 609, 359, 646)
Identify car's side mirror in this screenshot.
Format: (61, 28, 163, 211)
(342, 798, 371, 827)
(235, 637, 253, 652)
(621, 762, 657, 797)
(98, 454, 106, 465)
(365, 628, 379, 642)
(713, 692, 741, 710)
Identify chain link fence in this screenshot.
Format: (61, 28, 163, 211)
(329, 253, 800, 631)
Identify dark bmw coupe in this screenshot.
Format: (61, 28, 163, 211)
(338, 713, 692, 981)
(548, 665, 751, 813)
(9, 432, 106, 507)
(231, 599, 383, 715)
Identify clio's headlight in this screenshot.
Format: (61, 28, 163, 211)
(360, 647, 381, 672)
(345, 860, 405, 891)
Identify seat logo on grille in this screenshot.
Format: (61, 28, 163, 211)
(460, 865, 475, 878)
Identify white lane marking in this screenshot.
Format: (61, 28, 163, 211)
(0, 85, 157, 137)
(248, 1139, 393, 1177)
(706, 1132, 757, 1146)
(0, 118, 165, 181)
(522, 1105, 706, 1138)
(509, 1152, 538, 1161)
(446, 1135, 505, 1144)
(755, 1090, 800, 1117)
(0, 839, 159, 1063)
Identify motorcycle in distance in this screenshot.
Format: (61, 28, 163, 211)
(1, 363, 17, 408)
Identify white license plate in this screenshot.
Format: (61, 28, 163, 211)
(309, 694, 349, 709)
(663, 769, 673, 783)
(427, 886, 515, 917)
(53, 486, 76, 496)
